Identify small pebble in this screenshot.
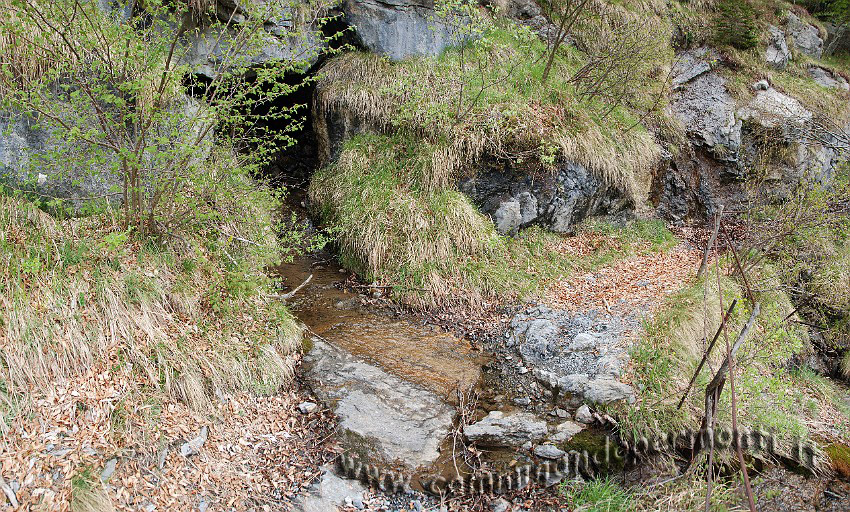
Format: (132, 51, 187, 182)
(575, 404, 593, 424)
(298, 401, 318, 414)
(534, 444, 566, 460)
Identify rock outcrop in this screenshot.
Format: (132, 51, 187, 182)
(786, 12, 824, 59)
(668, 48, 741, 161)
(344, 0, 463, 60)
(809, 66, 850, 91)
(659, 45, 844, 221)
(182, 22, 325, 79)
(766, 25, 791, 69)
(738, 87, 839, 190)
(0, 95, 212, 210)
(0, 112, 121, 208)
(459, 161, 630, 235)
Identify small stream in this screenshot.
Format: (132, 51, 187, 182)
(275, 253, 485, 400)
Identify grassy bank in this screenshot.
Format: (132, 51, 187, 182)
(0, 161, 304, 445)
(310, 133, 678, 308)
(309, 10, 677, 307)
(315, 24, 664, 204)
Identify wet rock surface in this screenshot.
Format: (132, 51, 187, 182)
(548, 421, 585, 443)
(303, 338, 455, 470)
(506, 306, 634, 406)
(294, 465, 367, 512)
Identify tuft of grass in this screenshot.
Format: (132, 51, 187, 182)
(71, 468, 114, 512)
(560, 478, 633, 512)
(611, 263, 827, 450)
(310, 133, 677, 308)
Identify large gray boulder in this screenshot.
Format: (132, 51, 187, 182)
(302, 338, 455, 470)
(787, 12, 824, 59)
(459, 160, 630, 235)
(1, 95, 212, 211)
(507, 307, 635, 406)
(344, 0, 463, 61)
(766, 25, 791, 70)
(668, 48, 741, 161)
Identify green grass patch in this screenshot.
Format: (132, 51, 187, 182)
(560, 478, 633, 512)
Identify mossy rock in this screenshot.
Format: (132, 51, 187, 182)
(562, 429, 626, 476)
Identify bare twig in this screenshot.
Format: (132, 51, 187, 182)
(677, 299, 737, 410)
(270, 274, 313, 300)
(697, 204, 723, 279)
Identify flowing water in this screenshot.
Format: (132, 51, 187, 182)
(275, 254, 485, 401)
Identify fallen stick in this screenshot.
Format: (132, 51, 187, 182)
(0, 475, 18, 508)
(268, 274, 313, 300)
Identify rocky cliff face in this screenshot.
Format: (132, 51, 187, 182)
(344, 0, 463, 60)
(0, 112, 122, 208)
(657, 23, 847, 222)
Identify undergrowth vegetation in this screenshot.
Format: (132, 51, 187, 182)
(615, 167, 850, 478)
(315, 24, 664, 203)
(309, 3, 679, 305)
(310, 133, 676, 307)
(0, 170, 303, 430)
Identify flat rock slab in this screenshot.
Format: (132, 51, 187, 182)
(303, 338, 455, 470)
(464, 411, 547, 447)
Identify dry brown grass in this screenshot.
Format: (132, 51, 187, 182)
(309, 137, 502, 307)
(70, 473, 115, 512)
(0, 194, 302, 430)
(314, 46, 662, 204)
(0, 0, 74, 84)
